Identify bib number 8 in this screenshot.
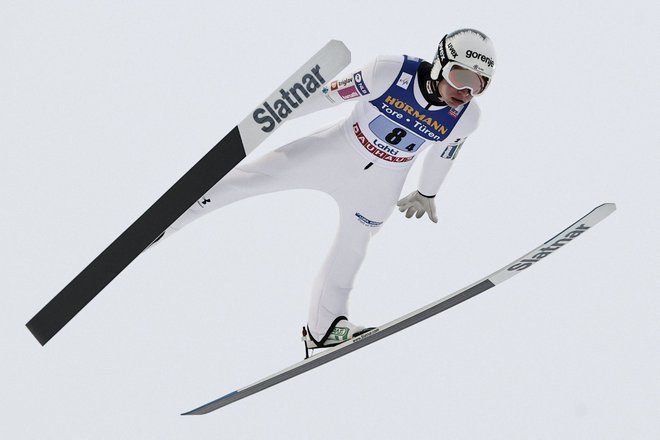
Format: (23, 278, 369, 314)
(385, 128, 416, 152)
(385, 128, 407, 145)
(368, 115, 424, 152)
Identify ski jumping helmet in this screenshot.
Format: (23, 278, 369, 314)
(430, 28, 496, 96)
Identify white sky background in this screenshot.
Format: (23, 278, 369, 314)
(1, 0, 659, 438)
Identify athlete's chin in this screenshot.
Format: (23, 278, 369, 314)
(447, 97, 466, 108)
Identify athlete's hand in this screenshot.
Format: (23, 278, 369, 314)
(397, 191, 438, 223)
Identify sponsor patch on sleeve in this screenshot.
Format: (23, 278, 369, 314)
(353, 71, 370, 95)
(322, 86, 337, 103)
(440, 138, 465, 160)
(338, 85, 360, 100)
(330, 76, 362, 100)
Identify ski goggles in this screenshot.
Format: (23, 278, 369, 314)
(443, 63, 491, 96)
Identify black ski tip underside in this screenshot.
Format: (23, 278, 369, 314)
(26, 127, 247, 345)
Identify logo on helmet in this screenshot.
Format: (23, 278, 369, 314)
(437, 42, 447, 63)
(465, 50, 494, 68)
(447, 42, 458, 58)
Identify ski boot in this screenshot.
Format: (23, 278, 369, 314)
(302, 316, 374, 359)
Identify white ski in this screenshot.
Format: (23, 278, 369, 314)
(182, 203, 616, 415)
(27, 40, 351, 345)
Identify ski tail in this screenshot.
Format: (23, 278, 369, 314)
(181, 203, 616, 415)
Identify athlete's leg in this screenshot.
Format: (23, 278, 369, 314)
(151, 123, 342, 245)
(306, 207, 384, 340)
(306, 164, 407, 340)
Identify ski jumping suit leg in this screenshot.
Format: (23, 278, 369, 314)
(162, 122, 407, 340)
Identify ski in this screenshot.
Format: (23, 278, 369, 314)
(26, 40, 352, 345)
(182, 203, 616, 415)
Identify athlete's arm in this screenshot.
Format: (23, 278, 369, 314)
(399, 99, 481, 223)
(288, 56, 402, 119)
(414, 101, 481, 206)
(417, 140, 464, 197)
(396, 142, 459, 223)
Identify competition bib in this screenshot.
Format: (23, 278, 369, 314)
(349, 56, 469, 168)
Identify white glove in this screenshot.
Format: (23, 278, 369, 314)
(397, 191, 438, 223)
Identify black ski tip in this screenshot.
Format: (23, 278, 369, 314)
(181, 390, 239, 415)
(26, 320, 50, 346)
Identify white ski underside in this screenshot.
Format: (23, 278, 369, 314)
(26, 40, 352, 345)
(182, 203, 616, 415)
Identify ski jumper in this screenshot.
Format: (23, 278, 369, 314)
(164, 55, 481, 340)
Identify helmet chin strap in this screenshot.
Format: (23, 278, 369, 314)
(425, 79, 445, 104)
(419, 59, 447, 105)
(425, 78, 437, 95)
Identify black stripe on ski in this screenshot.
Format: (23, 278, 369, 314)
(181, 203, 616, 415)
(26, 127, 246, 345)
(182, 280, 495, 415)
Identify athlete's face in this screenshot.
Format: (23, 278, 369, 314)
(437, 79, 473, 108)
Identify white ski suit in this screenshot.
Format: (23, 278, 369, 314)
(166, 54, 481, 341)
